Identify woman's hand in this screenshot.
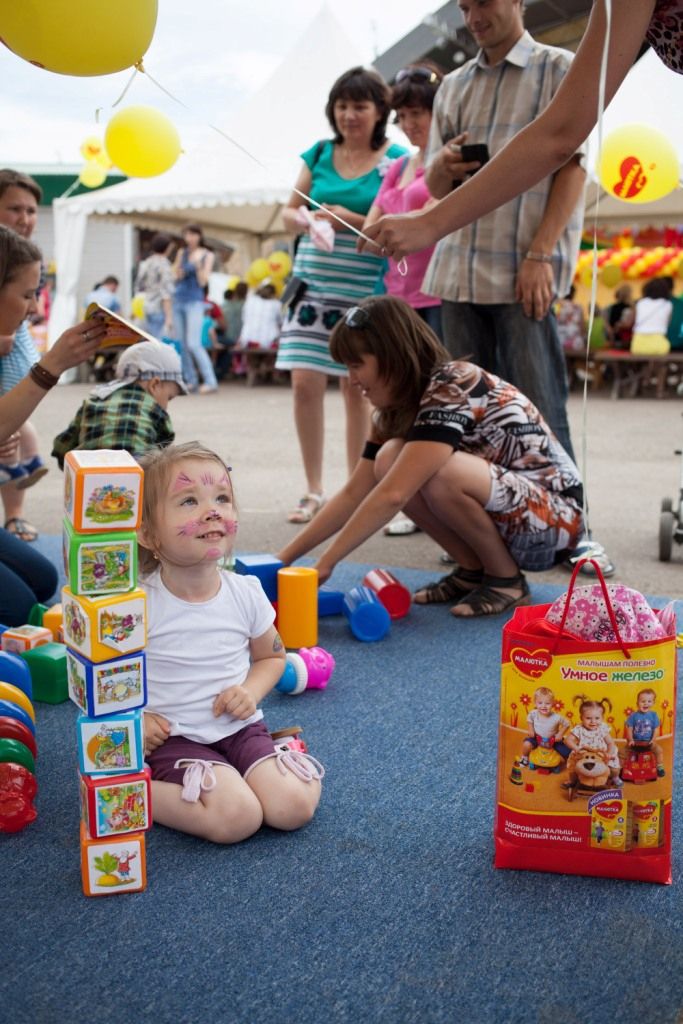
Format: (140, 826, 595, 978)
(143, 711, 171, 756)
(359, 210, 439, 261)
(213, 685, 257, 720)
(41, 318, 107, 377)
(314, 558, 335, 586)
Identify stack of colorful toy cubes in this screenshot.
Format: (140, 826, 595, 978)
(61, 450, 151, 897)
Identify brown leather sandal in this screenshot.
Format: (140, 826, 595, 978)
(413, 566, 483, 605)
(451, 573, 531, 617)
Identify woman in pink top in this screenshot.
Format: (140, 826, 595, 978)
(364, 63, 444, 339)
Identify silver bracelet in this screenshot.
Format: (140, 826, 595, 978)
(524, 250, 554, 264)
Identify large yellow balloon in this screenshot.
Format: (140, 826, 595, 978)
(599, 264, 622, 288)
(78, 161, 107, 189)
(247, 258, 270, 283)
(598, 124, 680, 204)
(268, 251, 292, 280)
(105, 106, 181, 178)
(0, 0, 157, 76)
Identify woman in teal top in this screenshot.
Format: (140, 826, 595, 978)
(278, 66, 406, 524)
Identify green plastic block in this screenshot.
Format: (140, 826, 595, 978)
(27, 603, 49, 627)
(21, 642, 69, 704)
(63, 517, 138, 597)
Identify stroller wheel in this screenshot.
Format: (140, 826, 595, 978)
(661, 496, 673, 513)
(659, 510, 675, 562)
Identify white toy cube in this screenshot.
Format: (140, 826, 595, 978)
(1, 624, 53, 655)
(77, 709, 144, 775)
(80, 766, 152, 839)
(80, 822, 147, 896)
(64, 449, 143, 534)
(62, 586, 146, 662)
(67, 648, 147, 717)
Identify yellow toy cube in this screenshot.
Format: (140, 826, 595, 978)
(62, 586, 146, 663)
(64, 449, 143, 534)
(1, 624, 53, 655)
(42, 603, 63, 641)
(80, 822, 147, 897)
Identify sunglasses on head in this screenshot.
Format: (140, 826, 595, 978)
(343, 306, 372, 329)
(394, 66, 440, 86)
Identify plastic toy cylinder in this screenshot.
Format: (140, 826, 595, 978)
(277, 567, 318, 649)
(363, 568, 411, 620)
(342, 586, 391, 642)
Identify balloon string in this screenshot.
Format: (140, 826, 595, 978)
(124, 63, 406, 271)
(579, 0, 611, 539)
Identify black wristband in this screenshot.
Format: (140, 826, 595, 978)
(29, 361, 59, 391)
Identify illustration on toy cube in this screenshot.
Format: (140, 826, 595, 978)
(80, 766, 152, 839)
(63, 518, 138, 597)
(235, 554, 283, 603)
(61, 587, 146, 662)
(21, 642, 68, 704)
(67, 648, 147, 718)
(0, 651, 32, 697)
(276, 646, 336, 695)
(343, 586, 391, 642)
(80, 822, 147, 896)
(1, 624, 52, 656)
(64, 449, 143, 534)
(77, 710, 144, 776)
(363, 568, 411, 620)
(0, 762, 37, 834)
(277, 567, 318, 648)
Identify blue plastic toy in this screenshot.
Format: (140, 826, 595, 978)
(342, 586, 391, 642)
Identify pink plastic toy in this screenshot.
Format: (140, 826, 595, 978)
(275, 646, 336, 695)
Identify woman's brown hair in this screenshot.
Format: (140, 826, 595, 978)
(136, 441, 234, 576)
(329, 295, 451, 440)
(0, 225, 42, 290)
(325, 66, 391, 150)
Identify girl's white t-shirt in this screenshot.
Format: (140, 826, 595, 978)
(633, 297, 673, 335)
(144, 569, 275, 743)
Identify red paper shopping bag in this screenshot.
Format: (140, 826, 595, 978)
(494, 561, 676, 884)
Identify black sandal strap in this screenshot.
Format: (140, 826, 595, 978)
(453, 574, 530, 617)
(480, 572, 526, 589)
(413, 567, 483, 605)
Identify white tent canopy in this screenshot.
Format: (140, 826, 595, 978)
(50, 5, 364, 341)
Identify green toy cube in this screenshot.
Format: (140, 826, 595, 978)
(21, 642, 69, 704)
(27, 603, 49, 627)
(63, 518, 138, 597)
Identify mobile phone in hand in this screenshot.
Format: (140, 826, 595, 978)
(460, 144, 490, 173)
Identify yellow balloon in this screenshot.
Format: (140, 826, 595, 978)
(579, 265, 593, 288)
(0, 0, 157, 76)
(80, 135, 105, 162)
(225, 275, 242, 291)
(131, 294, 146, 320)
(248, 258, 270, 283)
(78, 161, 107, 189)
(598, 124, 680, 204)
(244, 269, 261, 289)
(268, 251, 292, 279)
(599, 264, 622, 288)
(105, 106, 181, 178)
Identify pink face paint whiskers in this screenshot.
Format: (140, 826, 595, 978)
(171, 471, 194, 493)
(177, 520, 202, 537)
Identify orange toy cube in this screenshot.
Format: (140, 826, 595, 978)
(62, 586, 146, 663)
(64, 449, 143, 534)
(1, 624, 53, 655)
(42, 603, 63, 641)
(80, 822, 147, 896)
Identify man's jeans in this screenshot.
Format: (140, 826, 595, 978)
(441, 300, 575, 460)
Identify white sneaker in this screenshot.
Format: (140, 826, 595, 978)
(563, 540, 615, 577)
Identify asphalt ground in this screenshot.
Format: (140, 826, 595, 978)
(22, 376, 683, 601)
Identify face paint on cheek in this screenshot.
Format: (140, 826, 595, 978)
(177, 519, 202, 537)
(225, 520, 238, 535)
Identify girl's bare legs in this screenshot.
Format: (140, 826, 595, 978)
(339, 376, 371, 476)
(246, 757, 321, 830)
(290, 368, 326, 507)
(151, 768, 264, 844)
(18, 420, 40, 460)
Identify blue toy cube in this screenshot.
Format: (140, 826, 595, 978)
(67, 648, 147, 718)
(63, 518, 138, 597)
(77, 709, 144, 775)
(234, 553, 283, 602)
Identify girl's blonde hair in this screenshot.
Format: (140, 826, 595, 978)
(136, 441, 233, 575)
(329, 295, 451, 441)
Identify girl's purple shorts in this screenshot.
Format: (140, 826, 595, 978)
(146, 720, 276, 785)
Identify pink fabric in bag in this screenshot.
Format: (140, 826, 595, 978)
(545, 582, 668, 643)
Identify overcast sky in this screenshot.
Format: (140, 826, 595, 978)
(0, 2, 435, 165)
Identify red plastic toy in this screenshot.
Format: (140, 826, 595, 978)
(0, 761, 37, 833)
